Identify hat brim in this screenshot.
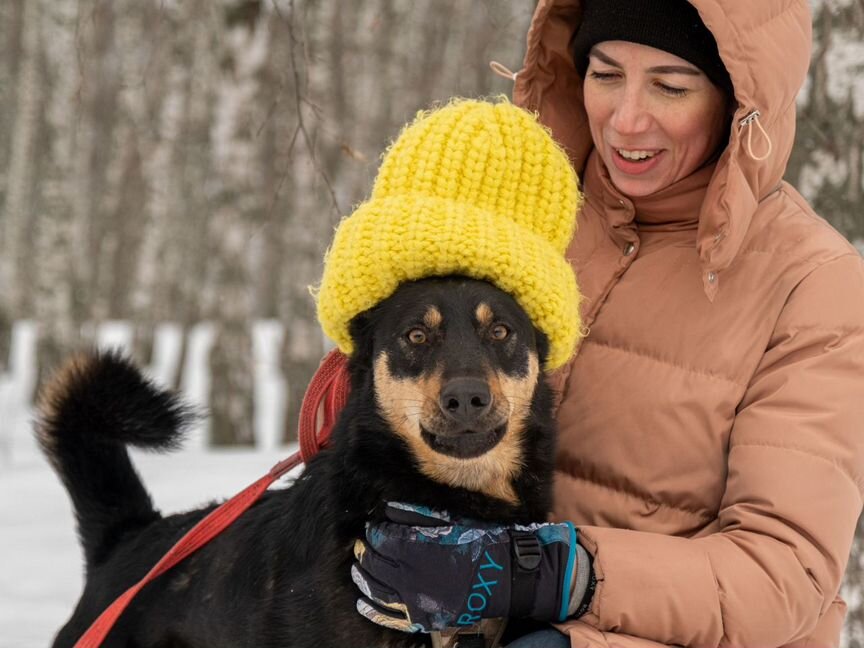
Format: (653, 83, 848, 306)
(316, 195, 582, 370)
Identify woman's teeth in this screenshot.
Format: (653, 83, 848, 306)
(617, 149, 657, 161)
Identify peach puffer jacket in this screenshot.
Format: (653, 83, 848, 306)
(510, 1, 864, 646)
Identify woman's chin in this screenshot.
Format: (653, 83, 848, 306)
(607, 171, 667, 198)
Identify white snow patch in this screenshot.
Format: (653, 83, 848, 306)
(96, 320, 134, 352)
(180, 321, 217, 450)
(146, 321, 185, 387)
(253, 319, 286, 451)
(1, 321, 39, 464)
(1, 445, 300, 648)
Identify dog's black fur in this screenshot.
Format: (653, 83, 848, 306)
(38, 277, 558, 648)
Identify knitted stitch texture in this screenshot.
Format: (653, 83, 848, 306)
(316, 99, 583, 369)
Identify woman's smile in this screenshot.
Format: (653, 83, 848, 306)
(610, 147, 665, 175)
(584, 41, 729, 197)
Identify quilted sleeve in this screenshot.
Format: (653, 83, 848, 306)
(575, 253, 864, 647)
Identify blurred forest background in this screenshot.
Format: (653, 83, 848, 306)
(0, 0, 863, 639)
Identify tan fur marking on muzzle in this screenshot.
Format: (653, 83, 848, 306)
(483, 351, 541, 503)
(374, 352, 441, 456)
(493, 351, 540, 447)
(374, 352, 541, 506)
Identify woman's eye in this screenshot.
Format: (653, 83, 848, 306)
(490, 324, 510, 341)
(407, 328, 427, 345)
(657, 82, 688, 97)
(588, 71, 618, 81)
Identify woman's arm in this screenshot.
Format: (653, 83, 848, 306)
(576, 252, 864, 646)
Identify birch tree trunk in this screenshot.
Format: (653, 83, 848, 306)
(167, 0, 221, 388)
(279, 160, 327, 442)
(1, 0, 42, 323)
(206, 0, 270, 445)
(125, 3, 190, 360)
(787, 0, 864, 240)
(0, 0, 39, 370)
(67, 3, 116, 324)
(33, 0, 83, 379)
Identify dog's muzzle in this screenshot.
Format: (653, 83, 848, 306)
(421, 378, 507, 458)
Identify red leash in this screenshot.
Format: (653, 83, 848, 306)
(73, 349, 351, 648)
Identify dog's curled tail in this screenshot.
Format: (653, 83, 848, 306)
(36, 350, 199, 568)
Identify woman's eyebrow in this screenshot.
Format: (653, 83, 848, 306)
(646, 65, 702, 76)
(589, 48, 622, 68)
(590, 48, 702, 76)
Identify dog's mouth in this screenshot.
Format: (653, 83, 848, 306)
(419, 423, 508, 459)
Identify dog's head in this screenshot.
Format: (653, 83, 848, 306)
(348, 276, 552, 506)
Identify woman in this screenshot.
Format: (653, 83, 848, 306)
(354, 1, 864, 646)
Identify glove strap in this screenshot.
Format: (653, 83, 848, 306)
(509, 531, 542, 617)
(510, 523, 578, 622)
(573, 553, 597, 619)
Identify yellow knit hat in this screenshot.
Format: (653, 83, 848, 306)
(316, 99, 582, 370)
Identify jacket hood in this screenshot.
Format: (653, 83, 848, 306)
(512, 0, 813, 299)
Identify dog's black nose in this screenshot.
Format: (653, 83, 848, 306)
(439, 378, 492, 426)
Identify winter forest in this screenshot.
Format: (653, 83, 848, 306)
(0, 0, 863, 643)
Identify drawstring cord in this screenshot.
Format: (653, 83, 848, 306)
(489, 60, 518, 82)
(739, 110, 773, 161)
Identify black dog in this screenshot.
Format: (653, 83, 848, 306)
(37, 276, 558, 648)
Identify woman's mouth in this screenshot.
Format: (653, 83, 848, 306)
(611, 147, 664, 175)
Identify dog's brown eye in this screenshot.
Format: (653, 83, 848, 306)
(490, 324, 510, 341)
(407, 328, 427, 344)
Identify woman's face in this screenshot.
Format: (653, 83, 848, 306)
(583, 40, 729, 198)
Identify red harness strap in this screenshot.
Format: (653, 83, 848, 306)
(73, 349, 351, 648)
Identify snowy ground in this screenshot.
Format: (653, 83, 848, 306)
(0, 321, 303, 647)
(1, 443, 300, 648)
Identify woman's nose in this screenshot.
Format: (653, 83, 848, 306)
(609, 89, 652, 135)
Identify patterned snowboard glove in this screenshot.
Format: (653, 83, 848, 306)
(351, 503, 580, 634)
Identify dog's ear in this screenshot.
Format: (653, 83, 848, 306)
(348, 310, 376, 370)
(534, 327, 550, 369)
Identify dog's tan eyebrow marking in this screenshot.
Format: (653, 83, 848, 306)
(423, 306, 443, 329)
(475, 302, 494, 327)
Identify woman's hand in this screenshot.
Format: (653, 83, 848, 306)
(351, 503, 582, 634)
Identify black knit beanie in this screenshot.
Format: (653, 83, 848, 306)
(570, 0, 733, 96)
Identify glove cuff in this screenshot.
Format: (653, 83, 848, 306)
(568, 544, 595, 618)
(508, 522, 577, 622)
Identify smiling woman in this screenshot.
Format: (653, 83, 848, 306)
(504, 0, 864, 645)
(356, 0, 864, 647)
(571, 0, 732, 198)
(581, 42, 728, 197)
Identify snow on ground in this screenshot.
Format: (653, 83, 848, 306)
(0, 320, 301, 647)
(0, 444, 300, 648)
